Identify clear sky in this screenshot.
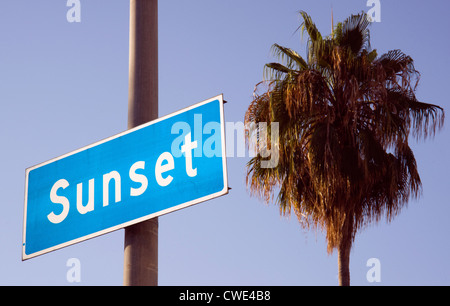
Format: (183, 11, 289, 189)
(1, 0, 449, 285)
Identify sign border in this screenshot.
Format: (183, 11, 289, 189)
(22, 94, 228, 260)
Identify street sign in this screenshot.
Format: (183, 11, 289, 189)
(23, 95, 228, 260)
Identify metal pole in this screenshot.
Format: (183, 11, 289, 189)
(124, 0, 158, 286)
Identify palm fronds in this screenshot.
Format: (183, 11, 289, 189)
(245, 11, 444, 255)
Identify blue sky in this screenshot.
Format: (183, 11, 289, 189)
(1, 0, 449, 285)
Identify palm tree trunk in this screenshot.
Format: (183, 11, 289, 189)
(338, 217, 353, 286)
(338, 238, 351, 286)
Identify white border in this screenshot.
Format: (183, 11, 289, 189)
(23, 94, 228, 260)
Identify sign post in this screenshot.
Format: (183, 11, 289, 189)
(124, 0, 159, 286)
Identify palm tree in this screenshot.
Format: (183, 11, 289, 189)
(245, 11, 444, 286)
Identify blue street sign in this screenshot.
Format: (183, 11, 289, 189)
(23, 95, 228, 260)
